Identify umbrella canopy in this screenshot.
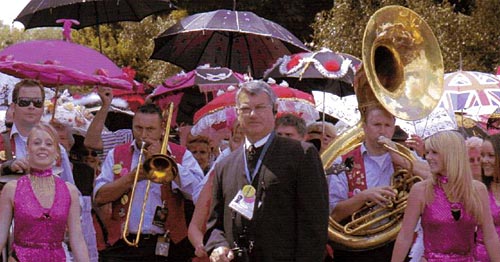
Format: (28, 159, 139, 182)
(15, 0, 175, 29)
(149, 66, 248, 127)
(151, 9, 309, 78)
(191, 84, 319, 137)
(0, 40, 123, 77)
(322, 92, 457, 139)
(312, 92, 359, 127)
(150, 65, 247, 99)
(264, 48, 361, 96)
(0, 56, 132, 90)
(439, 71, 500, 118)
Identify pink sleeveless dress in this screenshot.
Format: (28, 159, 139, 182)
(474, 191, 500, 262)
(12, 175, 71, 262)
(422, 185, 477, 262)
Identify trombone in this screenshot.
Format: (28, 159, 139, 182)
(122, 102, 179, 247)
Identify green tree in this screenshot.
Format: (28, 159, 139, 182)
(0, 21, 60, 50)
(72, 10, 187, 86)
(311, 0, 500, 73)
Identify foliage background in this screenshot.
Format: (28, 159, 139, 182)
(311, 0, 500, 73)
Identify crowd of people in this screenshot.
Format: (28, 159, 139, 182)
(1, 67, 500, 262)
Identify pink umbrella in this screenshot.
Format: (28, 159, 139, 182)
(0, 57, 132, 90)
(0, 40, 123, 77)
(149, 66, 247, 127)
(150, 66, 247, 98)
(191, 84, 319, 137)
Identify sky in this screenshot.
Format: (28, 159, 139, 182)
(0, 0, 30, 28)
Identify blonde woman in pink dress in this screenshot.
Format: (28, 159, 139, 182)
(392, 130, 500, 262)
(0, 123, 89, 262)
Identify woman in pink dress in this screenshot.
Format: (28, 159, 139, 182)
(392, 130, 500, 262)
(0, 123, 89, 262)
(475, 134, 500, 261)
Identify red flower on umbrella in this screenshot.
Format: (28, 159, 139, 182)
(324, 60, 340, 72)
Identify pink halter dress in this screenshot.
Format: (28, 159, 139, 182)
(422, 184, 477, 262)
(12, 173, 71, 262)
(474, 190, 500, 262)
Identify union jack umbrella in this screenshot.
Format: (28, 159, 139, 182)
(439, 71, 500, 122)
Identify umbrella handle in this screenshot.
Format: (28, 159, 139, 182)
(51, 83, 61, 123)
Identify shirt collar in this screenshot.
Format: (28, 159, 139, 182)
(245, 133, 271, 150)
(10, 123, 26, 141)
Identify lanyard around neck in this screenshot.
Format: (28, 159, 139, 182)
(243, 132, 274, 183)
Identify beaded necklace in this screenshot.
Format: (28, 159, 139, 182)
(29, 168, 55, 208)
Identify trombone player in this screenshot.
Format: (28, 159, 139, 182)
(93, 103, 204, 262)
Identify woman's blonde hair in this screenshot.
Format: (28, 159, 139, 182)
(424, 130, 483, 221)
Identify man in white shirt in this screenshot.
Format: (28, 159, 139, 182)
(0, 79, 74, 184)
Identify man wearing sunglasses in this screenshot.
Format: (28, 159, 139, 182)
(0, 79, 75, 185)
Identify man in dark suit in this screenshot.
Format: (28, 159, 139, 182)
(205, 80, 329, 262)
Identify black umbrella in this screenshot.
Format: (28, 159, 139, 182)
(15, 0, 175, 29)
(150, 9, 309, 78)
(15, 0, 175, 51)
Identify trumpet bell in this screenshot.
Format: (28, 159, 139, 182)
(143, 154, 179, 184)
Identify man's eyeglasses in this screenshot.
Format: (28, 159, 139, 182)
(15, 97, 44, 108)
(237, 104, 272, 115)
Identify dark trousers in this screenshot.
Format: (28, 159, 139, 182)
(99, 235, 194, 262)
(333, 242, 395, 262)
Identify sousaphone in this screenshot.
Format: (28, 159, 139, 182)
(322, 5, 444, 250)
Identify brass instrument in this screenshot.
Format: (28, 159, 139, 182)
(122, 102, 179, 247)
(143, 102, 179, 183)
(322, 5, 443, 250)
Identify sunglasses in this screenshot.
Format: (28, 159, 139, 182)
(15, 97, 44, 108)
(84, 150, 98, 157)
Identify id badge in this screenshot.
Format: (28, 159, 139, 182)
(229, 189, 255, 220)
(155, 235, 170, 257)
(152, 205, 168, 228)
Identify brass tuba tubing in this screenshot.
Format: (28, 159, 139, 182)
(122, 141, 152, 247)
(323, 6, 443, 250)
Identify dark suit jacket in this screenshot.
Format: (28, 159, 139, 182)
(205, 134, 329, 262)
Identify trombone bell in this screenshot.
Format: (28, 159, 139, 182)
(143, 154, 179, 184)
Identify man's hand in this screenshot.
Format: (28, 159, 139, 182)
(405, 134, 425, 157)
(359, 186, 396, 207)
(98, 86, 113, 108)
(143, 139, 162, 159)
(195, 244, 208, 258)
(209, 246, 234, 262)
(2, 158, 29, 174)
(378, 135, 412, 169)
